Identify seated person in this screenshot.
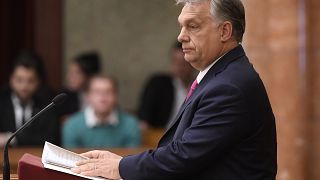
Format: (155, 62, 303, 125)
(0, 51, 59, 147)
(138, 41, 195, 129)
(58, 52, 101, 119)
(62, 75, 141, 148)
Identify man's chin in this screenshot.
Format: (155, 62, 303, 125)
(16, 94, 31, 101)
(184, 54, 192, 61)
(184, 58, 201, 70)
(184, 55, 197, 64)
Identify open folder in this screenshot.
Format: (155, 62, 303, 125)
(41, 141, 107, 180)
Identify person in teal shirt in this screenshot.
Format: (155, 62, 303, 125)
(63, 75, 141, 148)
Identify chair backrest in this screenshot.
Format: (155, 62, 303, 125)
(142, 128, 165, 148)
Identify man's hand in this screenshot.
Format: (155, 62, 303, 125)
(71, 150, 123, 180)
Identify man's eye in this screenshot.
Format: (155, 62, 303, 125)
(189, 24, 199, 29)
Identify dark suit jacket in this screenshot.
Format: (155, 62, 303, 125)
(119, 45, 277, 180)
(0, 87, 60, 146)
(138, 75, 174, 127)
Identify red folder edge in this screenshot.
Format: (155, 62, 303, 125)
(18, 153, 86, 180)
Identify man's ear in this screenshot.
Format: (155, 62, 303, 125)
(220, 21, 233, 42)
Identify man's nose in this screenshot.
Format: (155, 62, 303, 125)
(177, 28, 189, 43)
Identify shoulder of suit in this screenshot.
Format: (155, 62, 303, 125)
(118, 110, 139, 126)
(65, 111, 86, 125)
(118, 110, 138, 121)
(0, 87, 12, 105)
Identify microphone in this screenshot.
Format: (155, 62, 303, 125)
(2, 93, 67, 180)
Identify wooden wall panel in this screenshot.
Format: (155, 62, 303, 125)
(0, 0, 62, 91)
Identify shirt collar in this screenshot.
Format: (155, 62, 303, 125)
(196, 54, 225, 83)
(84, 106, 119, 128)
(11, 93, 33, 108)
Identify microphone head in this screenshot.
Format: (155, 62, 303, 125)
(52, 93, 67, 105)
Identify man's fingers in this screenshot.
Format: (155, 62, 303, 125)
(76, 159, 99, 166)
(71, 158, 122, 179)
(71, 162, 105, 178)
(80, 150, 122, 160)
(80, 150, 101, 159)
(72, 162, 97, 173)
(71, 167, 81, 173)
(80, 169, 101, 177)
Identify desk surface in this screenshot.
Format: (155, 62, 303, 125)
(0, 147, 151, 174)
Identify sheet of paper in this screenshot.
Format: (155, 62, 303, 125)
(41, 141, 108, 180)
(42, 141, 88, 168)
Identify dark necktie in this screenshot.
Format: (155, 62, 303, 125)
(20, 103, 27, 125)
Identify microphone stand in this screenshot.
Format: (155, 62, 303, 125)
(2, 93, 67, 180)
(2, 102, 55, 180)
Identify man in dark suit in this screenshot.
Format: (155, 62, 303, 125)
(138, 41, 195, 129)
(0, 51, 59, 146)
(72, 0, 277, 179)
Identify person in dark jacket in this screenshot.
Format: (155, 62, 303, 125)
(138, 42, 195, 129)
(58, 52, 101, 119)
(0, 51, 59, 146)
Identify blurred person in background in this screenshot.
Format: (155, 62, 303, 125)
(62, 75, 141, 148)
(58, 52, 101, 120)
(0, 51, 59, 146)
(138, 41, 196, 130)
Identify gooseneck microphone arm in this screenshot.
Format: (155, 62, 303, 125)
(2, 93, 67, 180)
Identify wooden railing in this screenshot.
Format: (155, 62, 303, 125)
(0, 174, 18, 180)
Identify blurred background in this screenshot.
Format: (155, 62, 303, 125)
(0, 0, 319, 180)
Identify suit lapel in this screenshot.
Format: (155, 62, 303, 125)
(166, 98, 192, 130)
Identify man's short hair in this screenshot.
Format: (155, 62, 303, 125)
(87, 74, 119, 93)
(176, 0, 246, 42)
(73, 52, 101, 77)
(13, 50, 46, 82)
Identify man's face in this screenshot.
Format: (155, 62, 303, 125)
(178, 1, 224, 71)
(10, 66, 39, 102)
(87, 78, 117, 115)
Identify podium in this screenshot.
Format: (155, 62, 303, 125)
(18, 153, 86, 180)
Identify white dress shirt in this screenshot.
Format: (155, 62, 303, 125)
(196, 54, 225, 83)
(11, 94, 33, 129)
(84, 106, 119, 128)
